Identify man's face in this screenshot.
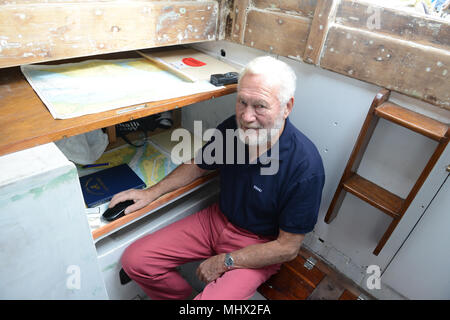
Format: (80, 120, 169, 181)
(235, 73, 286, 146)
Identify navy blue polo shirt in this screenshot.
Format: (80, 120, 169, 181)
(196, 115, 325, 237)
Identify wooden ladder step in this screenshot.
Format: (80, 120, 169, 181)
(375, 102, 449, 142)
(325, 89, 449, 255)
(343, 173, 404, 218)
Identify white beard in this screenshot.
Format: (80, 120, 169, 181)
(237, 109, 285, 146)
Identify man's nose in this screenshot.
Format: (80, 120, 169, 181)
(241, 106, 256, 123)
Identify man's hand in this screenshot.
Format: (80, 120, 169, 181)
(108, 162, 209, 215)
(109, 188, 159, 215)
(196, 254, 227, 283)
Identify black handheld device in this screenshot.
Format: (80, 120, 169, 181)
(210, 72, 239, 86)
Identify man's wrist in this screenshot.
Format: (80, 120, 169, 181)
(145, 185, 161, 200)
(224, 252, 235, 270)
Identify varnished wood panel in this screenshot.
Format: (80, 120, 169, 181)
(258, 284, 295, 299)
(0, 1, 218, 68)
(298, 247, 371, 299)
(285, 255, 325, 288)
(259, 264, 314, 300)
(259, 247, 369, 300)
(339, 289, 358, 300)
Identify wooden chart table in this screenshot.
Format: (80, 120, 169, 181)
(0, 52, 237, 239)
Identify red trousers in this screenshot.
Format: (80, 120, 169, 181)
(121, 202, 280, 300)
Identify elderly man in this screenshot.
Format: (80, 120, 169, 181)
(109, 56, 325, 300)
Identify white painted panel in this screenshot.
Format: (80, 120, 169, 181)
(382, 150, 450, 299)
(0, 143, 107, 299)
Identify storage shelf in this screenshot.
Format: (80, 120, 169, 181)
(375, 102, 449, 142)
(92, 171, 218, 241)
(0, 53, 237, 157)
(342, 173, 404, 218)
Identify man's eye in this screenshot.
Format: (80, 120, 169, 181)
(239, 99, 247, 105)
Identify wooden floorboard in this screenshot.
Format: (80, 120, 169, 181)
(258, 246, 375, 300)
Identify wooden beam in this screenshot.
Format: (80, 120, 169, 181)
(252, 0, 317, 18)
(303, 0, 337, 65)
(320, 25, 450, 109)
(228, 0, 250, 43)
(335, 0, 450, 51)
(0, 1, 219, 68)
(216, 0, 233, 40)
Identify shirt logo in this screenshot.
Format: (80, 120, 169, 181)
(253, 185, 262, 193)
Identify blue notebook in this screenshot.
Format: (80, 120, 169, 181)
(79, 164, 146, 208)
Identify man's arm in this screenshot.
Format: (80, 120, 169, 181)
(109, 160, 210, 214)
(196, 229, 305, 283)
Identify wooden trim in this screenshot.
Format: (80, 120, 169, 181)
(105, 126, 117, 144)
(343, 173, 404, 218)
(375, 102, 449, 142)
(92, 171, 218, 240)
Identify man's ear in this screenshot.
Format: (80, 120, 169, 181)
(283, 97, 294, 119)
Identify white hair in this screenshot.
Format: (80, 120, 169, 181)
(238, 56, 297, 106)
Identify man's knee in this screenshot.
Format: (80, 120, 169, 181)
(121, 242, 144, 279)
(121, 237, 173, 280)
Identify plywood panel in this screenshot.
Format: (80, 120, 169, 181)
(0, 1, 218, 68)
(320, 25, 450, 109)
(243, 10, 311, 60)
